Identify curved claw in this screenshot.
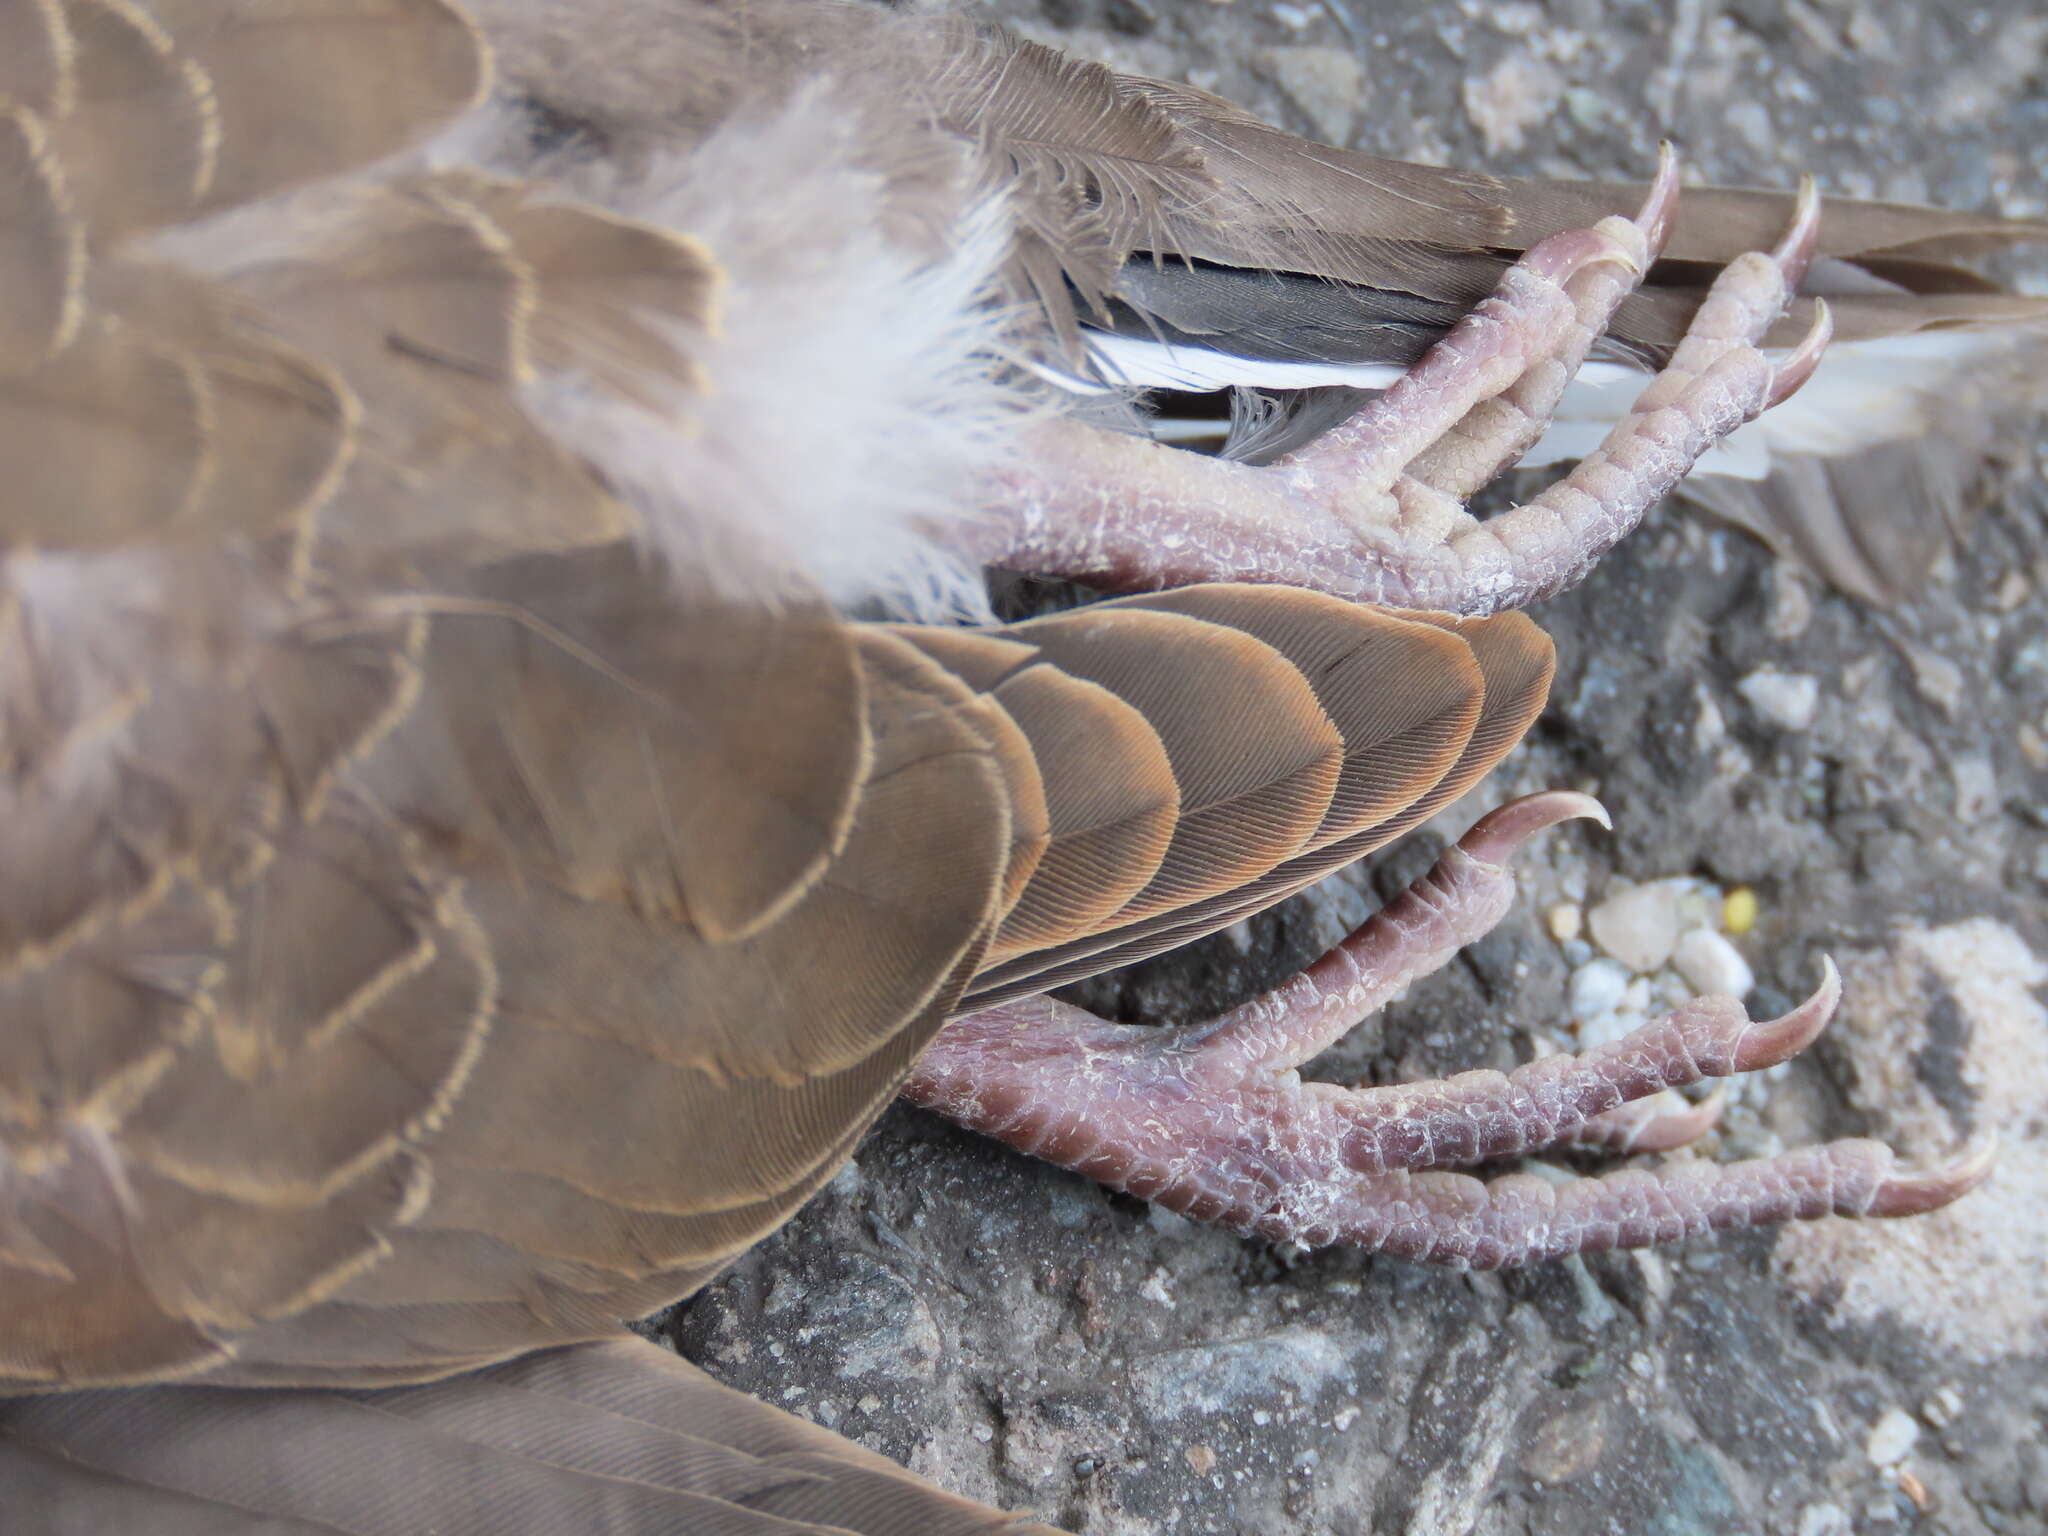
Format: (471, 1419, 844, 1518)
(1730, 955, 1840, 1072)
(1867, 1137, 1998, 1217)
(1595, 1087, 1726, 1154)
(1521, 225, 1646, 287)
(1636, 1087, 1726, 1151)
(1631, 141, 1682, 258)
(1771, 174, 1823, 289)
(1765, 297, 1833, 409)
(1458, 790, 1610, 866)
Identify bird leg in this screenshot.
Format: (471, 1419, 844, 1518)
(905, 792, 1991, 1267)
(975, 152, 1832, 618)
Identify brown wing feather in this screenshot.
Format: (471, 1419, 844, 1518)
(45, 0, 220, 240)
(0, 106, 86, 373)
(0, 1337, 1064, 1535)
(993, 605, 1343, 925)
(889, 624, 1181, 957)
(151, 0, 486, 219)
(963, 596, 1533, 1009)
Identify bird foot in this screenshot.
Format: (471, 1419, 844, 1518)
(978, 149, 1833, 617)
(905, 792, 1991, 1267)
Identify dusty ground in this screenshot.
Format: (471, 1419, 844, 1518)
(652, 3, 2048, 1531)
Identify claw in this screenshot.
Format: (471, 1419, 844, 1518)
(1631, 141, 1682, 259)
(1629, 1087, 1726, 1152)
(1765, 297, 1833, 408)
(1770, 174, 1823, 289)
(1457, 790, 1609, 866)
(1866, 1137, 1998, 1217)
(1518, 224, 1648, 289)
(1577, 1087, 1726, 1154)
(1730, 955, 1840, 1072)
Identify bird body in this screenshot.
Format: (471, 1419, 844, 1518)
(1, 0, 2038, 1530)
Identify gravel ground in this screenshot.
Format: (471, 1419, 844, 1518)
(652, 4, 2048, 1531)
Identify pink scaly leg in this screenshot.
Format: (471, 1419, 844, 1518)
(905, 792, 1992, 1267)
(971, 155, 1832, 617)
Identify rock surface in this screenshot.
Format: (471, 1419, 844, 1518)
(651, 2, 2048, 1531)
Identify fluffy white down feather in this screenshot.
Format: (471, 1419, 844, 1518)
(537, 85, 1037, 621)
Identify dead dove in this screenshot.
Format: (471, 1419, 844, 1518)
(1, 1, 2034, 1531)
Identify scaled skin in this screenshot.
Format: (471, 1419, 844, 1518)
(972, 156, 1831, 617)
(911, 160, 1986, 1265)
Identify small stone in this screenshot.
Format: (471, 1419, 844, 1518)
(1721, 886, 1759, 935)
(1184, 1445, 1217, 1476)
(1332, 1405, 1361, 1432)
(1634, 1249, 1672, 1303)
(1767, 562, 1815, 640)
(1737, 667, 1820, 731)
(1146, 1203, 1192, 1236)
(1866, 1407, 1920, 1466)
(2020, 722, 2048, 772)
(1588, 883, 1684, 972)
(1547, 902, 1584, 943)
(1797, 1503, 1851, 1536)
(1576, 1009, 1637, 1049)
(1217, 918, 1257, 953)
(1841, 654, 1884, 698)
(1994, 569, 2031, 611)
(1517, 1399, 1609, 1484)
(1568, 958, 1631, 1021)
(1903, 644, 1965, 717)
(1563, 85, 1607, 128)
(1138, 1267, 1176, 1308)
(1920, 1385, 1964, 1428)
(1461, 53, 1563, 154)
(1669, 879, 1723, 933)
(1673, 928, 1755, 999)
(1952, 754, 1998, 823)
(1694, 684, 1727, 746)
(1725, 99, 1774, 155)
(1260, 46, 1367, 144)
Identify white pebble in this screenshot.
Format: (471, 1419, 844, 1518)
(1588, 882, 1684, 972)
(1568, 958, 1631, 1021)
(1920, 1385, 1963, 1428)
(1138, 1267, 1176, 1308)
(1738, 667, 1820, 731)
(1952, 754, 1998, 824)
(1670, 878, 1724, 933)
(1576, 1009, 1639, 1050)
(1797, 1504, 1851, 1536)
(1865, 1407, 1920, 1467)
(1546, 902, 1584, 943)
(1672, 928, 1755, 999)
